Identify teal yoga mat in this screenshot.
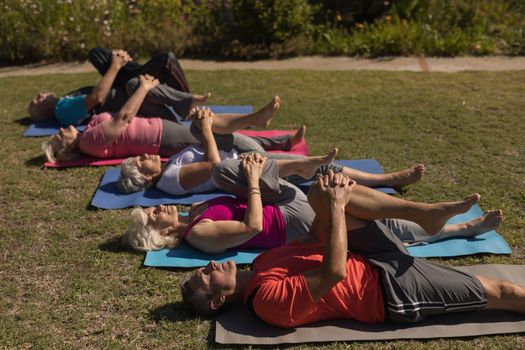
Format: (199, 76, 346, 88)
(405, 204, 512, 258)
(144, 243, 262, 268)
(143, 204, 511, 268)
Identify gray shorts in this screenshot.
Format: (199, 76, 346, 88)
(348, 220, 487, 323)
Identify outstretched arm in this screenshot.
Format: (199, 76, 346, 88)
(303, 172, 356, 303)
(84, 50, 131, 111)
(178, 108, 222, 190)
(186, 153, 266, 254)
(99, 74, 159, 145)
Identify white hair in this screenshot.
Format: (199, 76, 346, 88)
(122, 208, 181, 251)
(41, 136, 79, 162)
(117, 157, 152, 194)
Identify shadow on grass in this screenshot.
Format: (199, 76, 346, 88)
(149, 301, 197, 323)
(25, 154, 47, 167)
(99, 235, 139, 254)
(14, 116, 31, 126)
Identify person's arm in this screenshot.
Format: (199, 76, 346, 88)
(303, 172, 356, 303)
(186, 153, 266, 254)
(98, 74, 159, 145)
(84, 50, 131, 111)
(178, 108, 222, 190)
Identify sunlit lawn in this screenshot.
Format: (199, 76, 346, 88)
(0, 70, 524, 349)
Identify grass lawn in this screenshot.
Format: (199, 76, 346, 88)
(0, 70, 524, 349)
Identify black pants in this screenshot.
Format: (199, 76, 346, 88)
(88, 47, 190, 92)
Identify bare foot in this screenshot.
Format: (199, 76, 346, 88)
(385, 164, 425, 188)
(466, 210, 503, 235)
(297, 148, 338, 179)
(435, 209, 503, 241)
(256, 96, 281, 128)
(289, 125, 306, 149)
(421, 193, 480, 235)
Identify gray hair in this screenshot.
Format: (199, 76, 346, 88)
(28, 93, 55, 121)
(117, 157, 152, 194)
(122, 208, 181, 251)
(41, 136, 79, 162)
(180, 274, 224, 316)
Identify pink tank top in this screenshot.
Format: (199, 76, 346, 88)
(79, 113, 162, 158)
(184, 196, 287, 249)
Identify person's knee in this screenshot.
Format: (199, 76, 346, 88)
(88, 47, 109, 62)
(212, 160, 242, 187)
(126, 78, 140, 96)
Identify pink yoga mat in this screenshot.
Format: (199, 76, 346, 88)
(44, 130, 309, 168)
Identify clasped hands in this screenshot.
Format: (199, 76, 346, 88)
(316, 170, 356, 208)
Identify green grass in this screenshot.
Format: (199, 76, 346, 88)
(0, 70, 524, 349)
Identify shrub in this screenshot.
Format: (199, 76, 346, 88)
(1, 0, 524, 64)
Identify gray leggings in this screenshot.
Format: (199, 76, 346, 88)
(159, 120, 292, 157)
(212, 159, 315, 243)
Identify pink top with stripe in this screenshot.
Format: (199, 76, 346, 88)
(79, 113, 162, 158)
(183, 196, 287, 249)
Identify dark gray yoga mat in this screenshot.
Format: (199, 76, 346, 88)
(216, 264, 525, 344)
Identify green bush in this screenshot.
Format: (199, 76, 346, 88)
(1, 0, 524, 65)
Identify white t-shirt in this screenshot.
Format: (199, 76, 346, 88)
(156, 145, 238, 195)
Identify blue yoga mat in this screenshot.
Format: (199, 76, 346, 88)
(24, 120, 87, 136)
(23, 105, 253, 137)
(144, 243, 262, 268)
(144, 204, 512, 268)
(90, 159, 396, 209)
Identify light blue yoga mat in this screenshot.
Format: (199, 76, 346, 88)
(90, 159, 396, 209)
(23, 105, 253, 137)
(144, 205, 512, 267)
(144, 243, 262, 268)
(406, 204, 512, 258)
(144, 204, 512, 267)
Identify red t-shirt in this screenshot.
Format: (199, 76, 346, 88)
(79, 113, 162, 158)
(243, 243, 385, 328)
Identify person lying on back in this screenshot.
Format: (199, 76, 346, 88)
(181, 172, 524, 327)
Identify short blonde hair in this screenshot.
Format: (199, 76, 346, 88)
(41, 136, 79, 162)
(118, 157, 152, 193)
(122, 208, 182, 252)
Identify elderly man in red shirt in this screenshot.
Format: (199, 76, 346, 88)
(181, 170, 525, 327)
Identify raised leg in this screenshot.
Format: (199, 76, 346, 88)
(308, 181, 480, 235)
(88, 47, 141, 88)
(137, 52, 191, 92)
(126, 78, 193, 119)
(209, 96, 280, 134)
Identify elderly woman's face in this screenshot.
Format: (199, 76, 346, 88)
(144, 205, 178, 233)
(134, 154, 162, 178)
